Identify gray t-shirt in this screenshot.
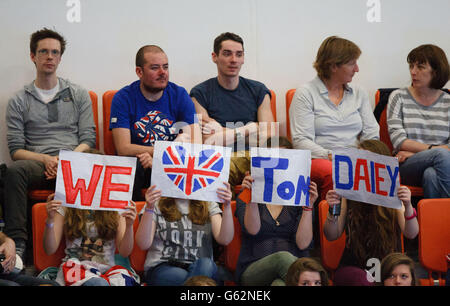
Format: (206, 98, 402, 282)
(142, 199, 222, 271)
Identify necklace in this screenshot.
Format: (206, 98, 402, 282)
(266, 205, 282, 226)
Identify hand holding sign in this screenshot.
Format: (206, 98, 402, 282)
(326, 190, 341, 207)
(241, 171, 254, 190)
(144, 185, 162, 210)
(216, 182, 232, 207)
(308, 181, 318, 208)
(46, 193, 61, 223)
(121, 201, 137, 227)
(397, 186, 412, 207)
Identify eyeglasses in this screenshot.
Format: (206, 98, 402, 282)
(37, 49, 61, 57)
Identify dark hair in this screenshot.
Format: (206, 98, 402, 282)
(213, 32, 244, 54)
(265, 136, 293, 149)
(381, 252, 417, 286)
(184, 275, 217, 286)
(313, 36, 361, 80)
(407, 44, 449, 89)
(286, 257, 329, 286)
(135, 45, 165, 67)
(30, 28, 66, 55)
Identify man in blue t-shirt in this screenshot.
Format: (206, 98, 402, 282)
(110, 45, 200, 200)
(190, 32, 275, 151)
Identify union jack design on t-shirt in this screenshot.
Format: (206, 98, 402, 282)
(162, 145, 224, 195)
(133, 110, 176, 145)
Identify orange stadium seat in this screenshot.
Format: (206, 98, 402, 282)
(417, 198, 450, 286)
(129, 201, 147, 275)
(318, 200, 346, 280)
(223, 200, 242, 285)
(32, 202, 66, 271)
(285, 89, 296, 141)
(102, 90, 119, 156)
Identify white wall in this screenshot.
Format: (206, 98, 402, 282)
(1, 0, 449, 164)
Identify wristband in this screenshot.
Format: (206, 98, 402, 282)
(428, 145, 434, 150)
(45, 222, 54, 228)
(303, 206, 313, 211)
(405, 207, 417, 220)
(145, 208, 154, 214)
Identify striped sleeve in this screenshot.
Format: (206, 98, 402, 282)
(387, 89, 407, 150)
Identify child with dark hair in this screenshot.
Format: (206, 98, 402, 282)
(286, 257, 329, 286)
(381, 252, 417, 286)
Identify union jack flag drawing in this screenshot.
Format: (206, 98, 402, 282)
(162, 145, 224, 195)
(134, 111, 176, 145)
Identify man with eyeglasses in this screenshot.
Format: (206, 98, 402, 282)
(4, 28, 96, 264)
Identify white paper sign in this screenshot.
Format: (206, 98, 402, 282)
(55, 150, 137, 211)
(250, 147, 311, 206)
(333, 148, 402, 209)
(152, 141, 232, 202)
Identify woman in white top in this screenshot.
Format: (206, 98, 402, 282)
(289, 36, 379, 201)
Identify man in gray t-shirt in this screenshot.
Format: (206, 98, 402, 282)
(3, 28, 96, 262)
(190, 32, 274, 150)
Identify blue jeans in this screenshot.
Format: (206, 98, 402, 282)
(145, 258, 217, 286)
(400, 148, 450, 198)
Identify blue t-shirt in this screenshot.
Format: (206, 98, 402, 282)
(109, 80, 197, 146)
(190, 77, 270, 127)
